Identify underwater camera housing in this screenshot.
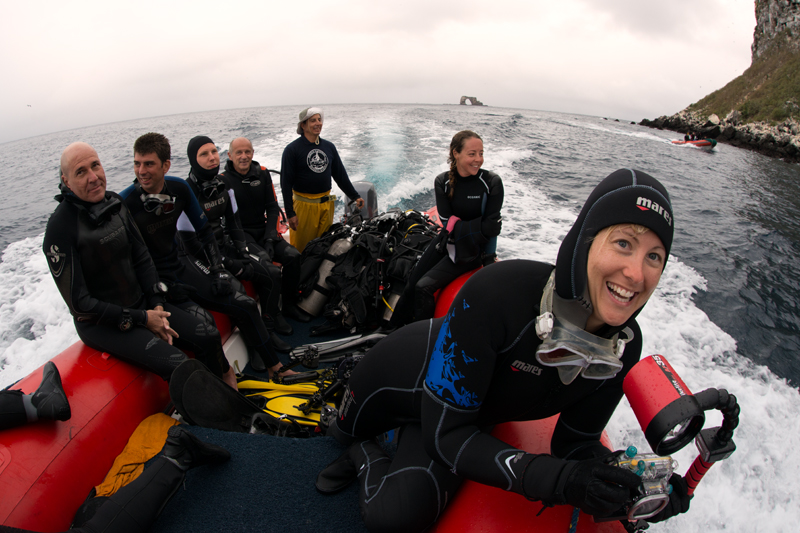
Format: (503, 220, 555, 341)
(597, 354, 740, 527)
(601, 446, 677, 522)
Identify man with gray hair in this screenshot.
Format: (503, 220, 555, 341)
(280, 107, 364, 252)
(42, 142, 230, 382)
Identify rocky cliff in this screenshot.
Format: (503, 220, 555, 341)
(640, 0, 800, 162)
(753, 0, 800, 59)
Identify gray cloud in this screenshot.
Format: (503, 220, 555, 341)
(0, 0, 755, 144)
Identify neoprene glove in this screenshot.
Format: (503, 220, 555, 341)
(239, 262, 255, 280)
(558, 458, 642, 516)
(259, 240, 276, 261)
(481, 211, 502, 238)
(646, 473, 692, 523)
(223, 257, 251, 279)
(266, 229, 279, 242)
(166, 283, 198, 303)
(210, 271, 233, 296)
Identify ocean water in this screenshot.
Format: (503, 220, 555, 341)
(1, 103, 799, 532)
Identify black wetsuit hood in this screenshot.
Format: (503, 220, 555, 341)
(553, 168, 674, 332)
(187, 135, 221, 181)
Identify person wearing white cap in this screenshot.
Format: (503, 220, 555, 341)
(279, 107, 364, 252)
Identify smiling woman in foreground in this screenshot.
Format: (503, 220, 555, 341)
(317, 169, 692, 532)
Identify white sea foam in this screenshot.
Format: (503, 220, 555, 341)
(0, 234, 77, 388)
(602, 258, 800, 533)
(556, 117, 672, 144)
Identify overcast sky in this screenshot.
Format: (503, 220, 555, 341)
(0, 0, 755, 145)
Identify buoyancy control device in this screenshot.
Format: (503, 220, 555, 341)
(296, 203, 440, 333)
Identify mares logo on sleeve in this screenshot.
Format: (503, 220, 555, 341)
(425, 302, 480, 408)
(46, 244, 66, 277)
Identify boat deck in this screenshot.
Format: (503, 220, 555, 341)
(152, 315, 374, 533)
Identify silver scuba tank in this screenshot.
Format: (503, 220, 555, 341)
(343, 181, 377, 221)
(297, 237, 355, 316)
(381, 290, 402, 322)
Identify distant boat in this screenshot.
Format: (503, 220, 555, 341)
(672, 138, 717, 151)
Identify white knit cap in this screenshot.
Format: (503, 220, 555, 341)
(297, 107, 324, 134)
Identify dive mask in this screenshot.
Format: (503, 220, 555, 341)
(535, 270, 632, 385)
(140, 193, 176, 216)
(85, 196, 122, 225)
(199, 177, 226, 198)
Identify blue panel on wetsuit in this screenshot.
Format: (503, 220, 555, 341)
(424, 303, 480, 408)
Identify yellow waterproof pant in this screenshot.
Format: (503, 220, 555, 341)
(290, 190, 335, 253)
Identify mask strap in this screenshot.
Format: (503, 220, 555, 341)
(535, 270, 556, 339)
(615, 327, 634, 357)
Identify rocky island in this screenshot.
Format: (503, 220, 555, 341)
(640, 0, 800, 163)
(459, 96, 485, 106)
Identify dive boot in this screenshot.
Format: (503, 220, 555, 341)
(270, 334, 292, 354)
(263, 313, 293, 336)
(316, 439, 389, 494)
(283, 303, 312, 323)
(316, 446, 358, 494)
(249, 351, 267, 372)
(31, 362, 71, 421)
(274, 313, 293, 335)
(161, 425, 231, 471)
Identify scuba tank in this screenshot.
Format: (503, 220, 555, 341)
(343, 181, 378, 222)
(297, 237, 354, 316)
(381, 290, 402, 322)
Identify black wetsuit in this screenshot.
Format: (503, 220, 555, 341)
(181, 171, 283, 320)
(414, 169, 504, 320)
(119, 176, 278, 370)
(220, 161, 302, 308)
(279, 136, 360, 219)
(332, 260, 642, 532)
(42, 191, 197, 380)
(0, 391, 26, 430)
(0, 454, 186, 533)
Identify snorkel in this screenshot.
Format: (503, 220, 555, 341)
(536, 169, 675, 384)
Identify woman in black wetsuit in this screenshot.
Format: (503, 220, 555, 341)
(317, 169, 691, 532)
(180, 136, 293, 354)
(413, 130, 503, 321)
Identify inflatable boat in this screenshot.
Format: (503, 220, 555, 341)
(0, 311, 241, 531)
(2, 192, 647, 533)
(671, 138, 717, 150)
(2, 270, 630, 533)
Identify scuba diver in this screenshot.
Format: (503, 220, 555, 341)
(316, 169, 691, 532)
(220, 137, 310, 326)
(0, 362, 70, 431)
(120, 133, 287, 378)
(43, 142, 227, 382)
(413, 130, 503, 321)
(180, 136, 293, 354)
(120, 132, 290, 380)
